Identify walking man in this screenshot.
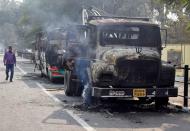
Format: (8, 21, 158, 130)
(3, 46, 16, 82)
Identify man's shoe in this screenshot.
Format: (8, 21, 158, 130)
(10, 80, 13, 82)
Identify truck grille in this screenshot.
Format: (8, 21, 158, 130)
(116, 59, 160, 86)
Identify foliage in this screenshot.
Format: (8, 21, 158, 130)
(160, 0, 190, 11)
(158, 0, 190, 43)
(0, 0, 190, 48)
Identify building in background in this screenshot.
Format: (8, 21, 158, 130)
(162, 43, 190, 77)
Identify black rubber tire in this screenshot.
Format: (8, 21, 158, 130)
(64, 70, 83, 96)
(155, 97, 169, 109)
(75, 83, 83, 97)
(64, 70, 75, 96)
(64, 70, 73, 96)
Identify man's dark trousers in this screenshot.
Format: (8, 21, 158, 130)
(6, 64, 14, 81)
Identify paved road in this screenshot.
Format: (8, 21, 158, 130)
(1, 55, 190, 131)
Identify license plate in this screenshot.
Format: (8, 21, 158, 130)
(109, 90, 125, 96)
(133, 89, 146, 97)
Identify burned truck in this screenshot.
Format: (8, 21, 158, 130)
(64, 16, 178, 107)
(34, 29, 66, 82)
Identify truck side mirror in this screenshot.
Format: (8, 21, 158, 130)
(161, 29, 167, 48)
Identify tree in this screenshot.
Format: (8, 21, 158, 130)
(1, 0, 189, 48)
(161, 0, 190, 11)
(157, 0, 190, 43)
(0, 0, 20, 47)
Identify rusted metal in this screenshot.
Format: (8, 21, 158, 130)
(34, 29, 67, 80)
(63, 14, 178, 104)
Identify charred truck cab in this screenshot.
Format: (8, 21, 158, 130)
(64, 16, 178, 106)
(34, 29, 66, 82)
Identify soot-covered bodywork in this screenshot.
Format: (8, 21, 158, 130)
(91, 47, 176, 98)
(34, 29, 66, 82)
(64, 17, 177, 106)
(92, 48, 160, 87)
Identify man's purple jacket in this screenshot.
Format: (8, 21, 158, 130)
(3, 51, 16, 65)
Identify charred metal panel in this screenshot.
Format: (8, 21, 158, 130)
(115, 59, 160, 86)
(91, 61, 116, 83)
(91, 47, 161, 87)
(64, 19, 176, 97)
(101, 48, 160, 62)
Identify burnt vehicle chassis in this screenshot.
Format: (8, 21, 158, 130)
(34, 29, 66, 82)
(64, 17, 178, 107)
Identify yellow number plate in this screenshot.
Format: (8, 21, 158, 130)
(133, 89, 146, 97)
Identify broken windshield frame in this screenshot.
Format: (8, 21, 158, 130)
(99, 25, 161, 47)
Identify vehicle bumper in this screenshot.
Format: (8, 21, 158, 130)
(92, 87, 178, 98)
(50, 70, 65, 78)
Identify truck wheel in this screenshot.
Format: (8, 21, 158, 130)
(155, 97, 169, 109)
(75, 83, 83, 96)
(64, 70, 75, 96)
(64, 70, 83, 96)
